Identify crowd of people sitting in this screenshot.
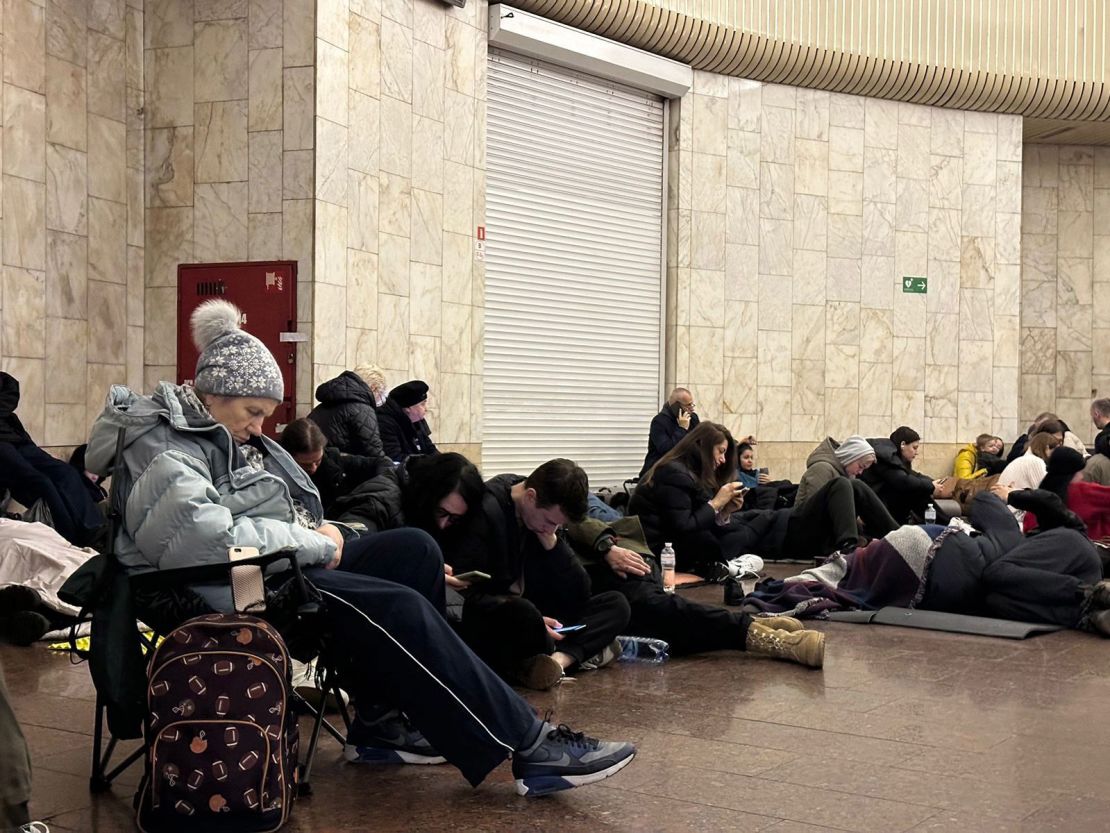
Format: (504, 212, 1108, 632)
(3, 301, 1110, 828)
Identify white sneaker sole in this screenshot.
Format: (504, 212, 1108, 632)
(343, 743, 447, 765)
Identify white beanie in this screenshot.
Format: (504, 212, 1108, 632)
(834, 435, 875, 466)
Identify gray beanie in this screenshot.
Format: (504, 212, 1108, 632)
(834, 435, 875, 466)
(191, 299, 284, 400)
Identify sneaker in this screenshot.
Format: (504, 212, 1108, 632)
(19, 823, 50, 833)
(510, 654, 564, 690)
(708, 554, 765, 583)
(578, 638, 621, 671)
(512, 722, 636, 797)
(344, 710, 446, 765)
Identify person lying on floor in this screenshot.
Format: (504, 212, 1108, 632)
(84, 299, 635, 797)
(402, 452, 631, 690)
(627, 422, 900, 579)
(743, 490, 1106, 635)
(562, 516, 824, 668)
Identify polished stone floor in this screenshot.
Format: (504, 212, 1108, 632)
(5, 579, 1110, 833)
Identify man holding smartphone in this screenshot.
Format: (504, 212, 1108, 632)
(638, 388, 700, 478)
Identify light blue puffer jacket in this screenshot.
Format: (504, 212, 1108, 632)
(86, 382, 334, 611)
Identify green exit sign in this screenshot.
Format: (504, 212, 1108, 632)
(902, 276, 927, 294)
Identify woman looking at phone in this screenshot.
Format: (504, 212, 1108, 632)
(737, 442, 771, 489)
(629, 423, 900, 578)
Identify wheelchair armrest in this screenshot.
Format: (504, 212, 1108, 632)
(128, 548, 304, 593)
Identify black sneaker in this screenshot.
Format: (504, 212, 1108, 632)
(343, 710, 446, 765)
(512, 722, 635, 797)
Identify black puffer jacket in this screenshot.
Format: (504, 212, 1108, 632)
(0, 372, 32, 444)
(331, 464, 404, 533)
(860, 438, 935, 524)
(312, 447, 386, 516)
(308, 371, 387, 460)
(377, 398, 438, 463)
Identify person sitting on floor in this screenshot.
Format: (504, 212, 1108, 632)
(736, 442, 770, 489)
(377, 380, 439, 464)
(85, 299, 635, 797)
(279, 418, 388, 516)
(308, 366, 391, 463)
(998, 432, 1061, 523)
(953, 433, 1006, 479)
(403, 453, 631, 690)
(1006, 414, 1066, 463)
(794, 435, 877, 507)
(638, 387, 700, 478)
(628, 422, 899, 578)
(0, 372, 104, 547)
(861, 426, 947, 524)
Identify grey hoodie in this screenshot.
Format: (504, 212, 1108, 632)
(87, 382, 334, 611)
(794, 437, 848, 507)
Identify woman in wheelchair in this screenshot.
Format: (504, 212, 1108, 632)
(83, 299, 635, 797)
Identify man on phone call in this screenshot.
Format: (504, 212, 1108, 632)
(639, 388, 701, 478)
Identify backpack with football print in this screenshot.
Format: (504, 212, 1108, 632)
(137, 613, 299, 832)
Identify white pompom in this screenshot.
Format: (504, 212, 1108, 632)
(190, 299, 242, 351)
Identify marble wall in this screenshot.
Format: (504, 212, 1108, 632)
(0, 0, 143, 452)
(1020, 144, 1109, 445)
(310, 0, 487, 456)
(143, 0, 316, 413)
(666, 74, 1024, 480)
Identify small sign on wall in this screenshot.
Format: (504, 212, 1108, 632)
(902, 276, 927, 293)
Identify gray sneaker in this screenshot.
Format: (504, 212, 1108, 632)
(512, 722, 636, 796)
(344, 710, 446, 765)
(578, 638, 621, 671)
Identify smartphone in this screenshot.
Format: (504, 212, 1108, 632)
(553, 624, 587, 634)
(453, 570, 491, 583)
(758, 467, 769, 475)
(229, 546, 260, 560)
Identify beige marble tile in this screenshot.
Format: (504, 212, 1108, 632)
(1056, 350, 1092, 398)
(864, 98, 898, 150)
(759, 106, 794, 165)
(758, 161, 792, 220)
(892, 336, 925, 390)
(248, 0, 282, 49)
(194, 182, 248, 261)
(756, 385, 792, 442)
(375, 17, 413, 105)
(315, 117, 348, 205)
(1058, 304, 1093, 352)
(89, 0, 126, 38)
(994, 262, 1021, 318)
(45, 143, 87, 235)
(349, 12, 381, 98)
(316, 0, 348, 49)
(4, 356, 45, 440)
(861, 254, 894, 310)
(88, 197, 126, 284)
(1059, 255, 1094, 306)
(346, 170, 378, 253)
(4, 176, 46, 270)
(829, 125, 863, 173)
(892, 287, 926, 338)
(929, 109, 963, 157)
(824, 387, 859, 440)
(442, 161, 473, 237)
(247, 211, 281, 259)
(1060, 146, 1095, 166)
(247, 130, 282, 212)
(690, 269, 724, 327)
(959, 236, 995, 289)
(248, 47, 282, 131)
(146, 0, 192, 47)
(142, 286, 176, 365)
(411, 188, 442, 265)
(345, 248, 378, 330)
(829, 93, 864, 126)
(378, 231, 410, 295)
(723, 300, 757, 360)
(194, 19, 247, 103)
(87, 279, 126, 364)
(1020, 279, 1056, 330)
(126, 166, 144, 247)
(377, 171, 410, 238)
(992, 313, 1020, 368)
(895, 229, 928, 280)
(727, 78, 761, 132)
(314, 200, 347, 287)
(826, 342, 860, 388)
(691, 211, 726, 271)
(283, 0, 314, 67)
(791, 304, 825, 361)
(145, 205, 192, 286)
(88, 114, 126, 203)
(725, 186, 757, 245)
(926, 258, 960, 315)
(144, 127, 192, 207)
(689, 326, 724, 382)
(791, 249, 825, 304)
(405, 259, 442, 338)
(828, 212, 862, 259)
(897, 123, 929, 180)
(694, 153, 726, 214)
(891, 389, 925, 432)
(441, 300, 473, 375)
(827, 257, 861, 302)
(1059, 210, 1094, 257)
(382, 93, 417, 175)
(721, 356, 757, 413)
(4, 85, 46, 181)
(1020, 373, 1056, 422)
(412, 0, 445, 47)
(826, 301, 860, 347)
(316, 39, 349, 129)
(442, 230, 472, 305)
(925, 364, 958, 418)
(927, 154, 961, 210)
(283, 67, 314, 150)
(45, 56, 86, 151)
(276, 150, 310, 201)
(2, 266, 46, 358)
(45, 402, 89, 445)
(795, 88, 829, 141)
(956, 391, 993, 440)
(859, 362, 892, 416)
(88, 30, 125, 122)
(860, 307, 893, 364)
(792, 194, 826, 252)
(925, 312, 960, 365)
(1021, 232, 1055, 285)
(794, 137, 828, 197)
(46, 230, 86, 319)
(756, 217, 791, 276)
(791, 359, 825, 415)
(48, 0, 88, 66)
(895, 177, 928, 233)
(959, 287, 994, 342)
(828, 170, 862, 216)
(1059, 162, 1095, 212)
(927, 206, 960, 262)
(5, 0, 46, 93)
(862, 200, 894, 257)
(1023, 145, 1058, 186)
(693, 94, 728, 156)
(312, 282, 347, 366)
(195, 100, 248, 182)
(863, 145, 896, 204)
(413, 40, 445, 124)
(997, 115, 1023, 162)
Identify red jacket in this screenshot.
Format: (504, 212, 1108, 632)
(1025, 481, 1110, 540)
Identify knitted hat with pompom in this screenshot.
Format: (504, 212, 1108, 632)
(191, 299, 284, 401)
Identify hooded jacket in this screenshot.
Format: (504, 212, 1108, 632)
(953, 443, 987, 480)
(0, 372, 32, 445)
(639, 406, 700, 478)
(795, 438, 847, 506)
(308, 371, 387, 460)
(377, 397, 438, 463)
(86, 383, 334, 611)
(860, 438, 935, 524)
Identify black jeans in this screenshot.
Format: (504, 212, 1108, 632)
(305, 529, 539, 786)
(785, 477, 899, 558)
(0, 442, 103, 545)
(587, 558, 751, 655)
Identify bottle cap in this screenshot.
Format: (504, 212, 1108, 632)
(664, 542, 672, 548)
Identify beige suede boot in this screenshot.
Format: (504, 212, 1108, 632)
(744, 621, 825, 668)
(755, 615, 805, 633)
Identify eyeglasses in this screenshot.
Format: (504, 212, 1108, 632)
(435, 507, 465, 526)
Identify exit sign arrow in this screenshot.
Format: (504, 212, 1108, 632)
(902, 276, 927, 294)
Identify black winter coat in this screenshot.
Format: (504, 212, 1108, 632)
(628, 462, 789, 558)
(312, 447, 387, 516)
(377, 398, 438, 463)
(639, 406, 699, 478)
(308, 372, 387, 460)
(860, 438, 935, 524)
(1096, 424, 1110, 458)
(330, 464, 404, 533)
(0, 372, 32, 444)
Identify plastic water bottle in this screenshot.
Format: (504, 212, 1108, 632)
(924, 503, 937, 524)
(660, 542, 676, 593)
(617, 636, 670, 664)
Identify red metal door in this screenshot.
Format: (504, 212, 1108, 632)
(177, 261, 299, 437)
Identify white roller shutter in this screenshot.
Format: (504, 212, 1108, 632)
(484, 49, 665, 485)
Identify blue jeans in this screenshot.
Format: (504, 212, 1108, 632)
(587, 492, 622, 522)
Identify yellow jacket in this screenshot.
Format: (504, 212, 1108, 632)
(952, 443, 986, 480)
